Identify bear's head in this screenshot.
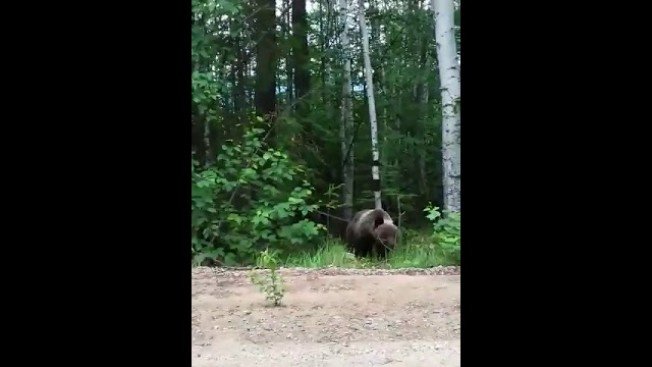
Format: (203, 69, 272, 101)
(374, 223, 398, 250)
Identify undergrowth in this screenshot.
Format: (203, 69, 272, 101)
(281, 237, 447, 269)
(283, 206, 460, 268)
(197, 204, 460, 269)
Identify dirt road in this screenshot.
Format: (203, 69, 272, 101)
(192, 267, 460, 367)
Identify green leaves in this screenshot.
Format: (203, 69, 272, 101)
(192, 71, 222, 125)
(424, 204, 442, 221)
(219, 0, 239, 15)
(424, 204, 461, 265)
(227, 213, 243, 224)
(191, 126, 323, 266)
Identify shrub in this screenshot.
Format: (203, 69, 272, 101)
(192, 126, 325, 266)
(424, 204, 461, 265)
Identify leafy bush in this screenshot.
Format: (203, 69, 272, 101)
(192, 126, 326, 266)
(424, 204, 461, 265)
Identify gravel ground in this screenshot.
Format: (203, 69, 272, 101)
(192, 266, 460, 366)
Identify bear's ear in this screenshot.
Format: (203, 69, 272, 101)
(373, 216, 383, 229)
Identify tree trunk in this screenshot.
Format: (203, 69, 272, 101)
(339, 0, 354, 221)
(203, 116, 211, 167)
(418, 81, 429, 197)
(235, 40, 246, 127)
(292, 0, 310, 109)
(417, 33, 429, 198)
(358, 0, 382, 210)
(191, 104, 207, 167)
(319, 0, 326, 103)
(283, 0, 293, 106)
(433, 0, 461, 213)
(254, 0, 277, 125)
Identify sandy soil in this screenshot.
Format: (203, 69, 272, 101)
(192, 267, 460, 366)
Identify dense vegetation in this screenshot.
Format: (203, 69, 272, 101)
(192, 0, 461, 267)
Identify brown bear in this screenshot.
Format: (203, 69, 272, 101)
(345, 208, 399, 258)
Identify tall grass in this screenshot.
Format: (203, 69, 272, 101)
(284, 238, 358, 268)
(281, 229, 458, 269)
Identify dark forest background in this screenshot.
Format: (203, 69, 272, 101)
(191, 0, 461, 267)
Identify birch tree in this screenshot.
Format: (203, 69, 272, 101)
(358, 0, 382, 210)
(339, 0, 355, 220)
(433, 0, 461, 213)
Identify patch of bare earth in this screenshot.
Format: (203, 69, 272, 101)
(192, 267, 460, 367)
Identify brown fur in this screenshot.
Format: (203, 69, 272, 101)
(345, 209, 399, 258)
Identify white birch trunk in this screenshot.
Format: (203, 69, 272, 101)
(358, 0, 382, 210)
(433, 0, 461, 213)
(339, 0, 355, 220)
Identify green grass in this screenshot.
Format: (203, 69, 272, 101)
(283, 238, 359, 268)
(281, 230, 459, 269)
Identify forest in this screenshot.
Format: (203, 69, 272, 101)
(191, 0, 461, 268)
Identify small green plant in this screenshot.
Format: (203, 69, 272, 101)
(249, 248, 285, 306)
